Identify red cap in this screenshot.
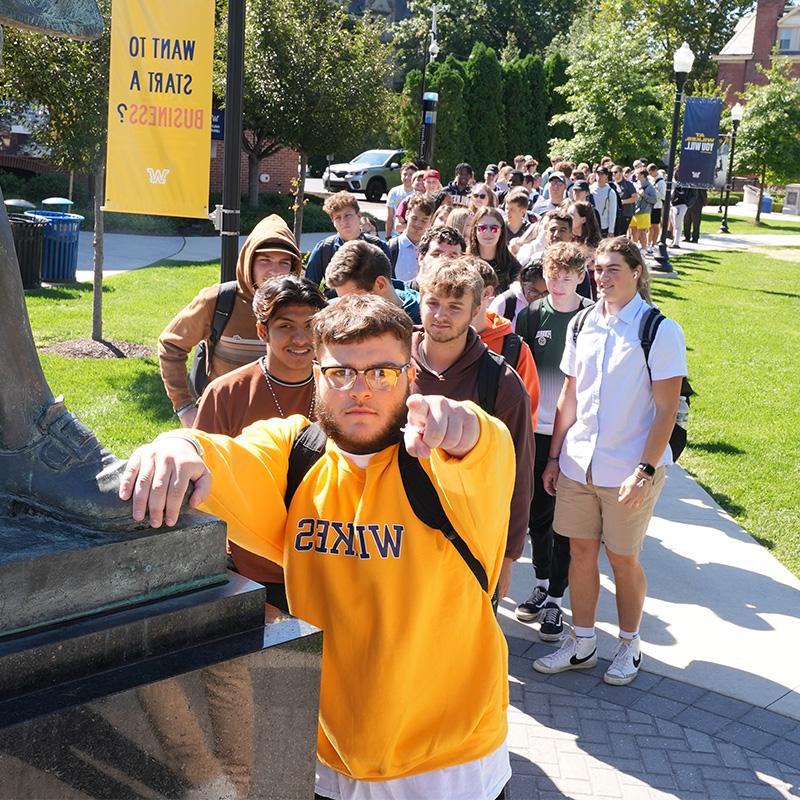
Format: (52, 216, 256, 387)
(423, 169, 441, 181)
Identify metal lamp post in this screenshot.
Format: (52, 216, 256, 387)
(417, 6, 440, 167)
(654, 42, 695, 274)
(719, 102, 744, 234)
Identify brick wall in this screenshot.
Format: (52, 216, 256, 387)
(209, 141, 299, 194)
(747, 0, 786, 84)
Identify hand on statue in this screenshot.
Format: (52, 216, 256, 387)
(119, 437, 210, 528)
(403, 394, 480, 459)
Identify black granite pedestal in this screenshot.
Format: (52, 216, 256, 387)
(0, 514, 323, 800)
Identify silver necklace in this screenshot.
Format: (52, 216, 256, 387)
(259, 357, 315, 419)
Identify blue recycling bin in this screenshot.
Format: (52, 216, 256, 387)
(760, 195, 773, 214)
(24, 210, 84, 282)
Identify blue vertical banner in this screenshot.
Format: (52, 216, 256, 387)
(677, 97, 722, 189)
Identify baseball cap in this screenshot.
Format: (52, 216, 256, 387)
(484, 163, 499, 175)
(573, 180, 590, 193)
(548, 171, 566, 184)
(423, 169, 441, 181)
(255, 242, 299, 257)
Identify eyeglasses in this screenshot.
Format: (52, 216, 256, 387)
(476, 223, 501, 234)
(316, 362, 412, 391)
(472, 192, 487, 199)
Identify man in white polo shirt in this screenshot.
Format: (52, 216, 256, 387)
(534, 236, 687, 686)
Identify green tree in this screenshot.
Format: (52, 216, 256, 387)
(464, 43, 504, 171)
(502, 59, 533, 161)
(735, 59, 800, 224)
(544, 52, 571, 151)
(392, 69, 423, 157)
(427, 57, 469, 180)
(389, 0, 578, 76)
(225, 0, 394, 238)
(0, 0, 111, 340)
(548, 5, 670, 164)
(618, 0, 754, 86)
(522, 55, 549, 163)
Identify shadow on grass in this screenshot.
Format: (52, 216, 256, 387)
(691, 279, 800, 301)
(690, 440, 746, 456)
(688, 479, 747, 520)
(107, 358, 174, 426)
(651, 287, 686, 302)
(27, 283, 114, 300)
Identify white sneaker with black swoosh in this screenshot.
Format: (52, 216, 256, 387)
(603, 637, 642, 685)
(533, 631, 597, 674)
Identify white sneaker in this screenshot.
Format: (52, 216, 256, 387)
(533, 631, 597, 674)
(646, 245, 654, 255)
(603, 637, 642, 685)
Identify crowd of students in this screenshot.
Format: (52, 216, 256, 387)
(141, 154, 689, 800)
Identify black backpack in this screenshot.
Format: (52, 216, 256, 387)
(571, 305, 694, 460)
(188, 281, 238, 400)
(284, 422, 489, 593)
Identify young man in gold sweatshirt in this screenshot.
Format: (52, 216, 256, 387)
(121, 294, 515, 800)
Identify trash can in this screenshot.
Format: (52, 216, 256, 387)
(9, 214, 48, 289)
(4, 198, 36, 214)
(761, 195, 773, 214)
(41, 196, 75, 213)
(24, 210, 84, 283)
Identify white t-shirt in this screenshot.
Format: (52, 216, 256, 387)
(387, 185, 412, 212)
(559, 293, 687, 487)
(315, 742, 511, 800)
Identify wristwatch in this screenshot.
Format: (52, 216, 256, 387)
(637, 462, 656, 477)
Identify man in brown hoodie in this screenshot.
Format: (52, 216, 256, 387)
(158, 214, 302, 427)
(412, 256, 535, 601)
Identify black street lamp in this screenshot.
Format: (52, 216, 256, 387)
(654, 42, 695, 274)
(719, 102, 744, 234)
(417, 5, 440, 167)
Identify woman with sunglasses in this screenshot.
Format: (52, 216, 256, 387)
(468, 207, 522, 292)
(468, 182, 497, 214)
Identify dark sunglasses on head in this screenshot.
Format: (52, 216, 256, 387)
(476, 223, 501, 234)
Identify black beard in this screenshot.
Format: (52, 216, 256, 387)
(315, 391, 409, 455)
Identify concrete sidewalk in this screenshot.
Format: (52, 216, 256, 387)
(499, 464, 800, 799)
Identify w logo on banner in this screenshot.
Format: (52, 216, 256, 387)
(146, 167, 170, 185)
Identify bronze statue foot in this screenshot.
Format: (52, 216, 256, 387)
(0, 398, 146, 530)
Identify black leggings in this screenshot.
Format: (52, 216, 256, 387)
(529, 433, 570, 598)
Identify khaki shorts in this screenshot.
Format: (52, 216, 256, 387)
(553, 468, 666, 555)
(629, 212, 652, 230)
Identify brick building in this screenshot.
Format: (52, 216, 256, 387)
(208, 139, 299, 194)
(715, 0, 800, 102)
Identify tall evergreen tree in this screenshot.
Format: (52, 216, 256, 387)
(464, 43, 505, 171)
(428, 57, 469, 180)
(503, 59, 533, 162)
(544, 52, 571, 151)
(522, 54, 549, 164)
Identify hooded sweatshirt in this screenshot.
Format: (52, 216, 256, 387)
(412, 328, 534, 560)
(479, 311, 539, 432)
(158, 214, 302, 412)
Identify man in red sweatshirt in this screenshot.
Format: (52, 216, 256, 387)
(412, 256, 535, 600)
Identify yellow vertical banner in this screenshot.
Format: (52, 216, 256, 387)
(104, 0, 215, 218)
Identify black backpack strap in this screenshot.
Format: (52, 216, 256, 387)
(208, 281, 238, 357)
(503, 294, 517, 322)
(284, 422, 327, 508)
(638, 306, 665, 380)
(571, 304, 595, 345)
(397, 444, 489, 593)
(477, 348, 505, 416)
(501, 332, 523, 370)
(515, 298, 543, 348)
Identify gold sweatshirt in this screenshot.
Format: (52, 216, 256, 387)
(193, 406, 514, 782)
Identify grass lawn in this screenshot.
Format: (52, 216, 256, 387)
(651, 248, 800, 577)
(700, 212, 800, 236)
(22, 249, 800, 578)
